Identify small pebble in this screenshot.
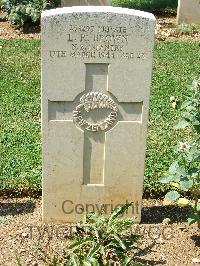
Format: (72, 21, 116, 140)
(192, 258, 200, 263)
(170, 96, 176, 102)
(21, 232, 28, 238)
(162, 218, 171, 225)
(19, 248, 26, 253)
(162, 200, 172, 206)
(171, 101, 177, 109)
(156, 238, 165, 244)
(178, 225, 185, 230)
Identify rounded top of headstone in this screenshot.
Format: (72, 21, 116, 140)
(42, 6, 155, 21)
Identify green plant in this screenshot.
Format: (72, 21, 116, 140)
(53, 203, 140, 265)
(112, 0, 178, 14)
(15, 252, 23, 266)
(160, 79, 200, 228)
(26, 196, 35, 204)
(1, 0, 60, 26)
(176, 23, 195, 35)
(0, 216, 10, 224)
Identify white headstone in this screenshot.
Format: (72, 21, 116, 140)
(177, 0, 200, 24)
(42, 6, 155, 223)
(61, 0, 111, 7)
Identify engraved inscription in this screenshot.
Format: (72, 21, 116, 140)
(49, 24, 146, 60)
(73, 92, 118, 132)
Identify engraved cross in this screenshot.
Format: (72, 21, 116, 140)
(48, 63, 142, 185)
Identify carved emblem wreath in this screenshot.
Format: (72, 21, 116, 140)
(73, 92, 118, 132)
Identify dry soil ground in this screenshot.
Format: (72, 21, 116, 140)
(0, 198, 199, 266)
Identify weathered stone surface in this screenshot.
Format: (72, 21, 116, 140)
(41, 6, 155, 223)
(61, 0, 111, 7)
(177, 0, 200, 24)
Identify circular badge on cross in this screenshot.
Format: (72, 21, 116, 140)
(73, 92, 118, 132)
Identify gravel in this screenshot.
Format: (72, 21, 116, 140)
(0, 197, 199, 266)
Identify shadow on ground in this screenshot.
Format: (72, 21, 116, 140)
(141, 205, 190, 224)
(22, 23, 40, 34)
(135, 241, 166, 265)
(135, 258, 166, 266)
(0, 201, 35, 216)
(191, 234, 200, 247)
